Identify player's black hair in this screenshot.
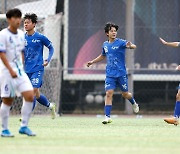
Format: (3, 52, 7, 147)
(104, 22, 119, 33)
(24, 13, 38, 24)
(6, 8, 22, 19)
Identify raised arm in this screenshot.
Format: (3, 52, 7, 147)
(159, 37, 180, 48)
(126, 41, 136, 49)
(87, 54, 106, 67)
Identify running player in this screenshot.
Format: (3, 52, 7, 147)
(87, 22, 139, 124)
(23, 13, 56, 119)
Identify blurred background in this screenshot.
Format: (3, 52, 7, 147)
(0, 0, 180, 115)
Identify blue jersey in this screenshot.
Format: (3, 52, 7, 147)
(24, 32, 53, 73)
(102, 38, 127, 77)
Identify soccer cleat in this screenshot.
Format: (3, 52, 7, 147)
(1, 129, 14, 137)
(19, 126, 36, 136)
(102, 116, 112, 124)
(164, 117, 179, 126)
(132, 103, 139, 113)
(50, 103, 56, 119)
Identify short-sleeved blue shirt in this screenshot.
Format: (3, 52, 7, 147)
(102, 38, 128, 77)
(24, 32, 52, 73)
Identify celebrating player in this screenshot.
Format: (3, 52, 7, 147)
(87, 22, 139, 124)
(0, 8, 36, 137)
(23, 13, 56, 119)
(160, 37, 180, 125)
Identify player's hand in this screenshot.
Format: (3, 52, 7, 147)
(159, 37, 167, 45)
(9, 69, 17, 78)
(126, 41, 132, 48)
(42, 60, 49, 66)
(176, 65, 180, 71)
(87, 61, 93, 67)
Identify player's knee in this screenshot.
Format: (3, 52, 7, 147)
(122, 92, 132, 99)
(26, 95, 34, 102)
(23, 92, 34, 102)
(106, 90, 113, 98)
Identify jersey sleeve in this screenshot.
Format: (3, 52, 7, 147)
(119, 39, 128, 48)
(0, 32, 6, 52)
(101, 44, 106, 56)
(41, 34, 52, 47)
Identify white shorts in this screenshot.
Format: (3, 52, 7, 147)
(0, 73, 33, 98)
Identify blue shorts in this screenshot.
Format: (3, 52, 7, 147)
(105, 75, 128, 92)
(26, 70, 44, 88)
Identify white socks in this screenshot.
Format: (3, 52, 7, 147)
(21, 101, 33, 127)
(0, 103, 11, 131)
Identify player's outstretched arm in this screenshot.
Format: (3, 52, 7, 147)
(0, 52, 17, 78)
(159, 37, 180, 48)
(87, 54, 105, 67)
(126, 41, 136, 49)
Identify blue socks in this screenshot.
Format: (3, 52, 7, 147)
(36, 94, 50, 108)
(174, 101, 180, 118)
(128, 97, 136, 105)
(104, 105, 112, 117)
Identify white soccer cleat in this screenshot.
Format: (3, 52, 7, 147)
(132, 103, 139, 113)
(49, 103, 56, 119)
(102, 116, 112, 124)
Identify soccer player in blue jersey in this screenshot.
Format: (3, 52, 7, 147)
(87, 22, 139, 124)
(23, 13, 56, 119)
(160, 37, 180, 125)
(0, 8, 35, 137)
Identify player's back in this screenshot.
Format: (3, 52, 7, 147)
(0, 28, 25, 76)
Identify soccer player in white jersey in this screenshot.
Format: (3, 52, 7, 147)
(0, 8, 36, 137)
(160, 37, 180, 125)
(23, 13, 56, 119)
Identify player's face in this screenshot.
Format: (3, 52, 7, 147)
(8, 17, 22, 29)
(107, 27, 117, 40)
(24, 19, 35, 31)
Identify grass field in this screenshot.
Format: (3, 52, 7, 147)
(0, 115, 180, 154)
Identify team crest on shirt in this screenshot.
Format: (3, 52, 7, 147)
(104, 46, 108, 53)
(25, 39, 28, 46)
(9, 36, 13, 43)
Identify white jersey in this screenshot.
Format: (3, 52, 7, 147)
(0, 28, 25, 77)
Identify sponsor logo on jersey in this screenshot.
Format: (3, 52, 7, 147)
(32, 39, 40, 43)
(112, 46, 118, 49)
